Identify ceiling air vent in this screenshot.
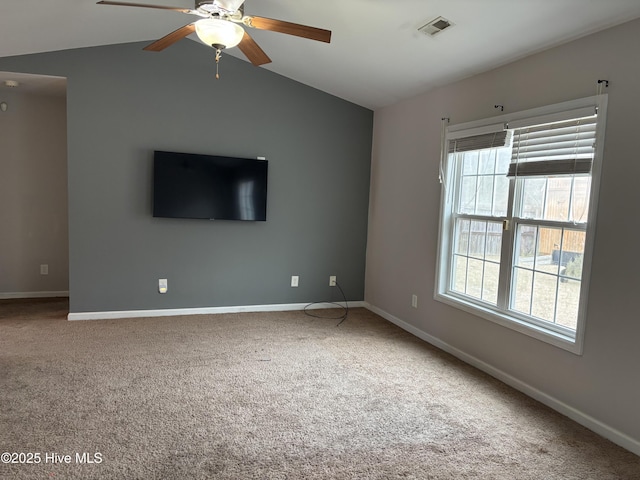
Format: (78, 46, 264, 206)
(418, 16, 453, 37)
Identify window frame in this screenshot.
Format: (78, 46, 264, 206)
(434, 95, 607, 354)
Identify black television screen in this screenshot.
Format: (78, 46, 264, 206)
(153, 151, 268, 221)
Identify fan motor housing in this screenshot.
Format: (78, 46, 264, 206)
(196, 0, 244, 15)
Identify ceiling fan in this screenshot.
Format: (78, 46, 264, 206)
(97, 0, 332, 74)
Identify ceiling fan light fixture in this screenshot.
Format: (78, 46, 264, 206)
(195, 18, 244, 49)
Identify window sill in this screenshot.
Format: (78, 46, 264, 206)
(434, 291, 584, 355)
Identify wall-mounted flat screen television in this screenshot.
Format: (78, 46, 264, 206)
(153, 150, 268, 221)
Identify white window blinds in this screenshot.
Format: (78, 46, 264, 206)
(448, 130, 510, 153)
(507, 115, 597, 177)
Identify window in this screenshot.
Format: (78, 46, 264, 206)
(435, 96, 607, 353)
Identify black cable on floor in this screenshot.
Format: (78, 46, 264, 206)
(303, 281, 349, 326)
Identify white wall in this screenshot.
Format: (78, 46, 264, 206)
(366, 17, 640, 452)
(0, 90, 68, 296)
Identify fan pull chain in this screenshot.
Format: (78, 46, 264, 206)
(215, 48, 222, 80)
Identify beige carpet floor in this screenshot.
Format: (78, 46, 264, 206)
(1, 298, 639, 479)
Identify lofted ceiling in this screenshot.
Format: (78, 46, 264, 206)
(1, 0, 640, 109)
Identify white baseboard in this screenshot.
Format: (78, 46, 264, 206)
(364, 302, 640, 458)
(0, 291, 69, 300)
(67, 301, 364, 321)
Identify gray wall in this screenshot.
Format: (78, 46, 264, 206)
(366, 18, 640, 447)
(0, 40, 373, 312)
(0, 90, 68, 296)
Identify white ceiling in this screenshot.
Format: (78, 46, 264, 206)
(2, 0, 640, 109)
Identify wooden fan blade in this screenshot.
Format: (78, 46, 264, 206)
(143, 23, 196, 51)
(96, 1, 194, 14)
(248, 16, 331, 43)
(238, 31, 272, 66)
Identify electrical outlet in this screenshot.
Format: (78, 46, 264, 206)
(291, 275, 299, 287)
(412, 294, 418, 308)
(40, 264, 49, 275)
(159, 278, 168, 294)
(329, 276, 337, 287)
